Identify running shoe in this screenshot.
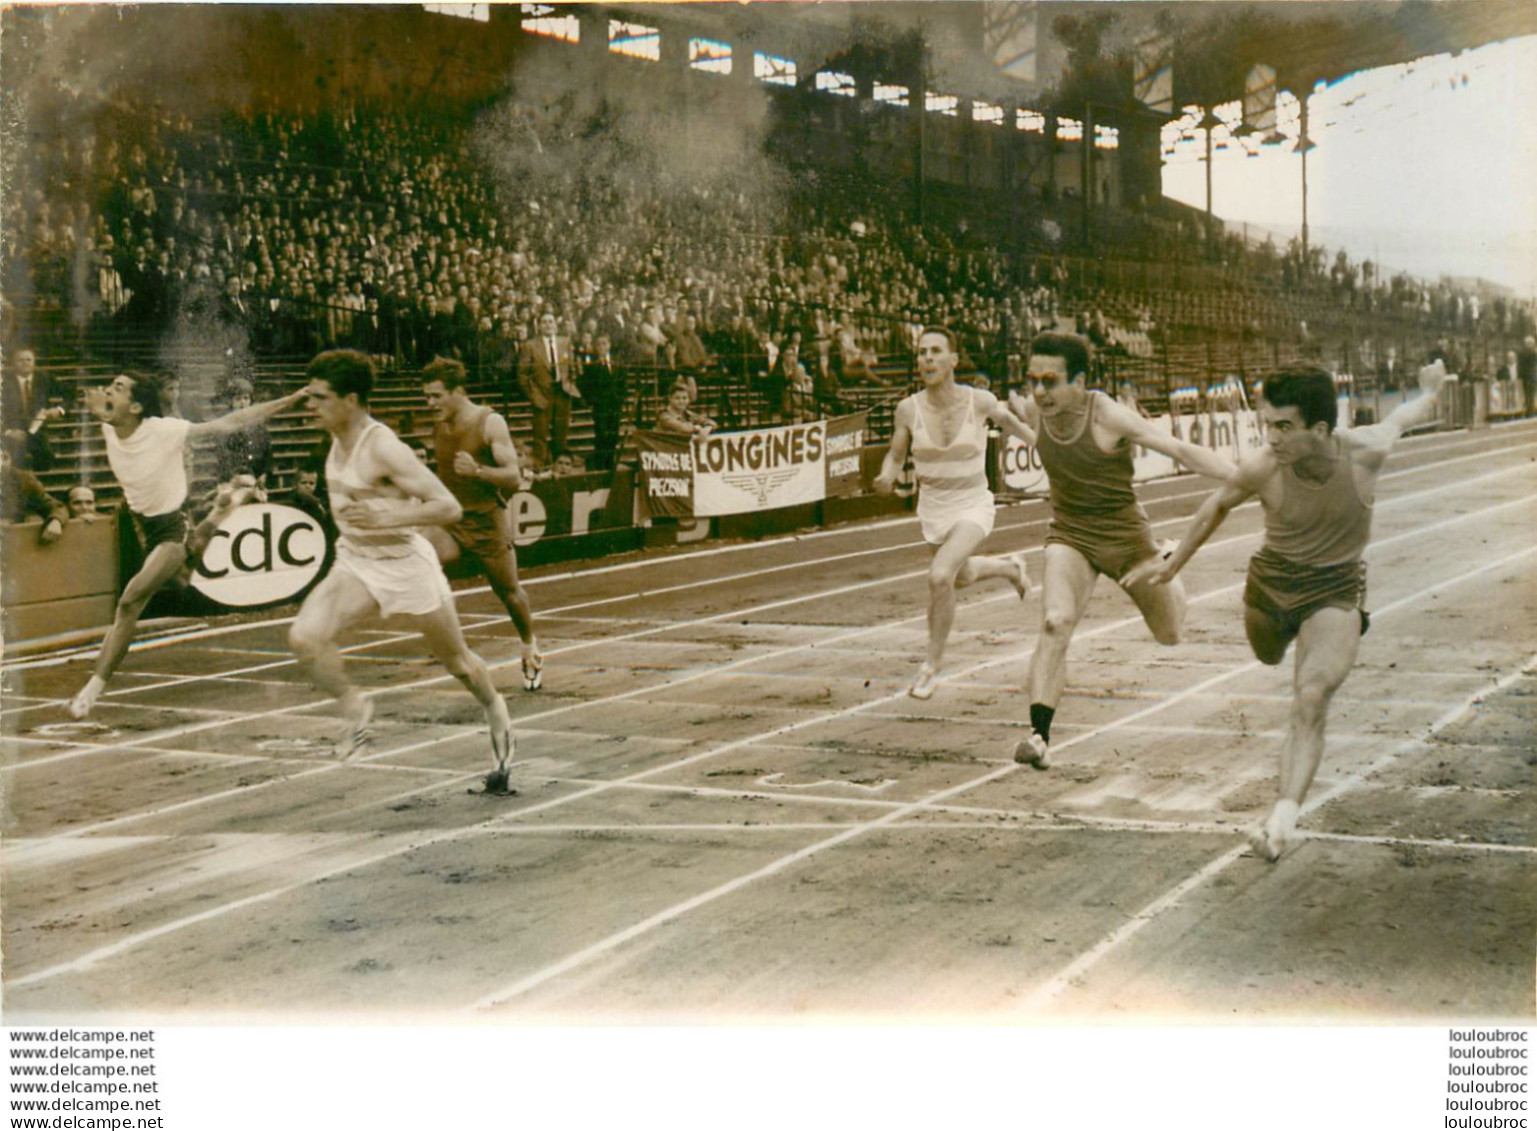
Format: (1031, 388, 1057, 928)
(1013, 731, 1051, 770)
(521, 648, 544, 692)
(336, 697, 375, 762)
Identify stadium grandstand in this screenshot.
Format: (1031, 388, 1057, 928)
(4, 3, 1534, 531)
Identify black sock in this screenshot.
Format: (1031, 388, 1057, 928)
(1030, 703, 1055, 743)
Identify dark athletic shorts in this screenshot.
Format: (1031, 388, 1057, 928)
(130, 507, 190, 552)
(1047, 503, 1160, 583)
(1244, 548, 1369, 640)
(448, 506, 514, 566)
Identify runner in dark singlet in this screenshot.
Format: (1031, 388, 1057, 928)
(419, 358, 544, 691)
(1009, 332, 1235, 768)
(1127, 361, 1451, 859)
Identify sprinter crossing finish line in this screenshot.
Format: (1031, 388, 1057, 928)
(1010, 331, 1236, 769)
(1126, 360, 1452, 861)
(69, 373, 306, 720)
(285, 350, 517, 792)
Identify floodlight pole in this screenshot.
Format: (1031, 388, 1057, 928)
(1199, 107, 1219, 261)
(1204, 110, 1215, 259)
(1298, 93, 1316, 261)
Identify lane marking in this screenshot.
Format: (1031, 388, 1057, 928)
(1017, 641, 1537, 1013)
(6, 478, 1533, 991)
(469, 545, 1537, 1010)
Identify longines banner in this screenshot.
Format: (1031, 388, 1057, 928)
(635, 412, 869, 519)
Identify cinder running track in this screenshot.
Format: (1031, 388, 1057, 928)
(3, 421, 1534, 1024)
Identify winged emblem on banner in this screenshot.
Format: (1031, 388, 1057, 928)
(722, 469, 802, 506)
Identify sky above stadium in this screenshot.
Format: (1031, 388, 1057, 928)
(1161, 34, 1536, 297)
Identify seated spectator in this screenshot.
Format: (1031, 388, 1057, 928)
(655, 379, 717, 438)
(767, 341, 815, 422)
(832, 322, 878, 384)
(810, 344, 845, 416)
(551, 451, 587, 478)
(2, 347, 64, 471)
(672, 313, 712, 378)
(0, 440, 66, 545)
(282, 465, 333, 535)
(67, 485, 102, 522)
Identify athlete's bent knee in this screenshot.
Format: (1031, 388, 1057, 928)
(115, 590, 152, 620)
(928, 565, 959, 593)
(1041, 610, 1078, 639)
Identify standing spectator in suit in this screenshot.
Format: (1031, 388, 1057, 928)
(578, 334, 627, 471)
(518, 311, 580, 465)
(2, 348, 63, 471)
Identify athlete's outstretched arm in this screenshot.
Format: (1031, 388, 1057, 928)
(981, 389, 1037, 446)
(1099, 395, 1236, 482)
(188, 388, 308, 439)
(1373, 360, 1452, 440)
(1123, 454, 1269, 588)
(1340, 360, 1452, 473)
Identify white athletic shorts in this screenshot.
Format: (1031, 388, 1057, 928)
(333, 535, 453, 618)
(917, 483, 996, 546)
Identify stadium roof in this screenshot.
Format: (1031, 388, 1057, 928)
(653, 1, 1537, 107)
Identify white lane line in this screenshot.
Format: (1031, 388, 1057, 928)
(10, 485, 1532, 841)
(8, 483, 1533, 988)
(9, 564, 1217, 987)
(474, 543, 1537, 1011)
(1017, 640, 1537, 1014)
(8, 722, 514, 846)
(1017, 844, 1255, 1011)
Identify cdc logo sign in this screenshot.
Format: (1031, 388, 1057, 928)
(191, 503, 331, 608)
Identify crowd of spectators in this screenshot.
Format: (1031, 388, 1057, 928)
(4, 91, 1533, 504)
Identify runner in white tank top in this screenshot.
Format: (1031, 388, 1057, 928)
(874, 327, 1038, 701)
(288, 350, 517, 794)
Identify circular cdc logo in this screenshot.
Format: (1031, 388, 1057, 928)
(191, 503, 331, 608)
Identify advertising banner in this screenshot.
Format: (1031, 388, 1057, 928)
(636, 412, 870, 519)
(693, 421, 827, 517)
(191, 503, 330, 609)
(633, 431, 696, 518)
